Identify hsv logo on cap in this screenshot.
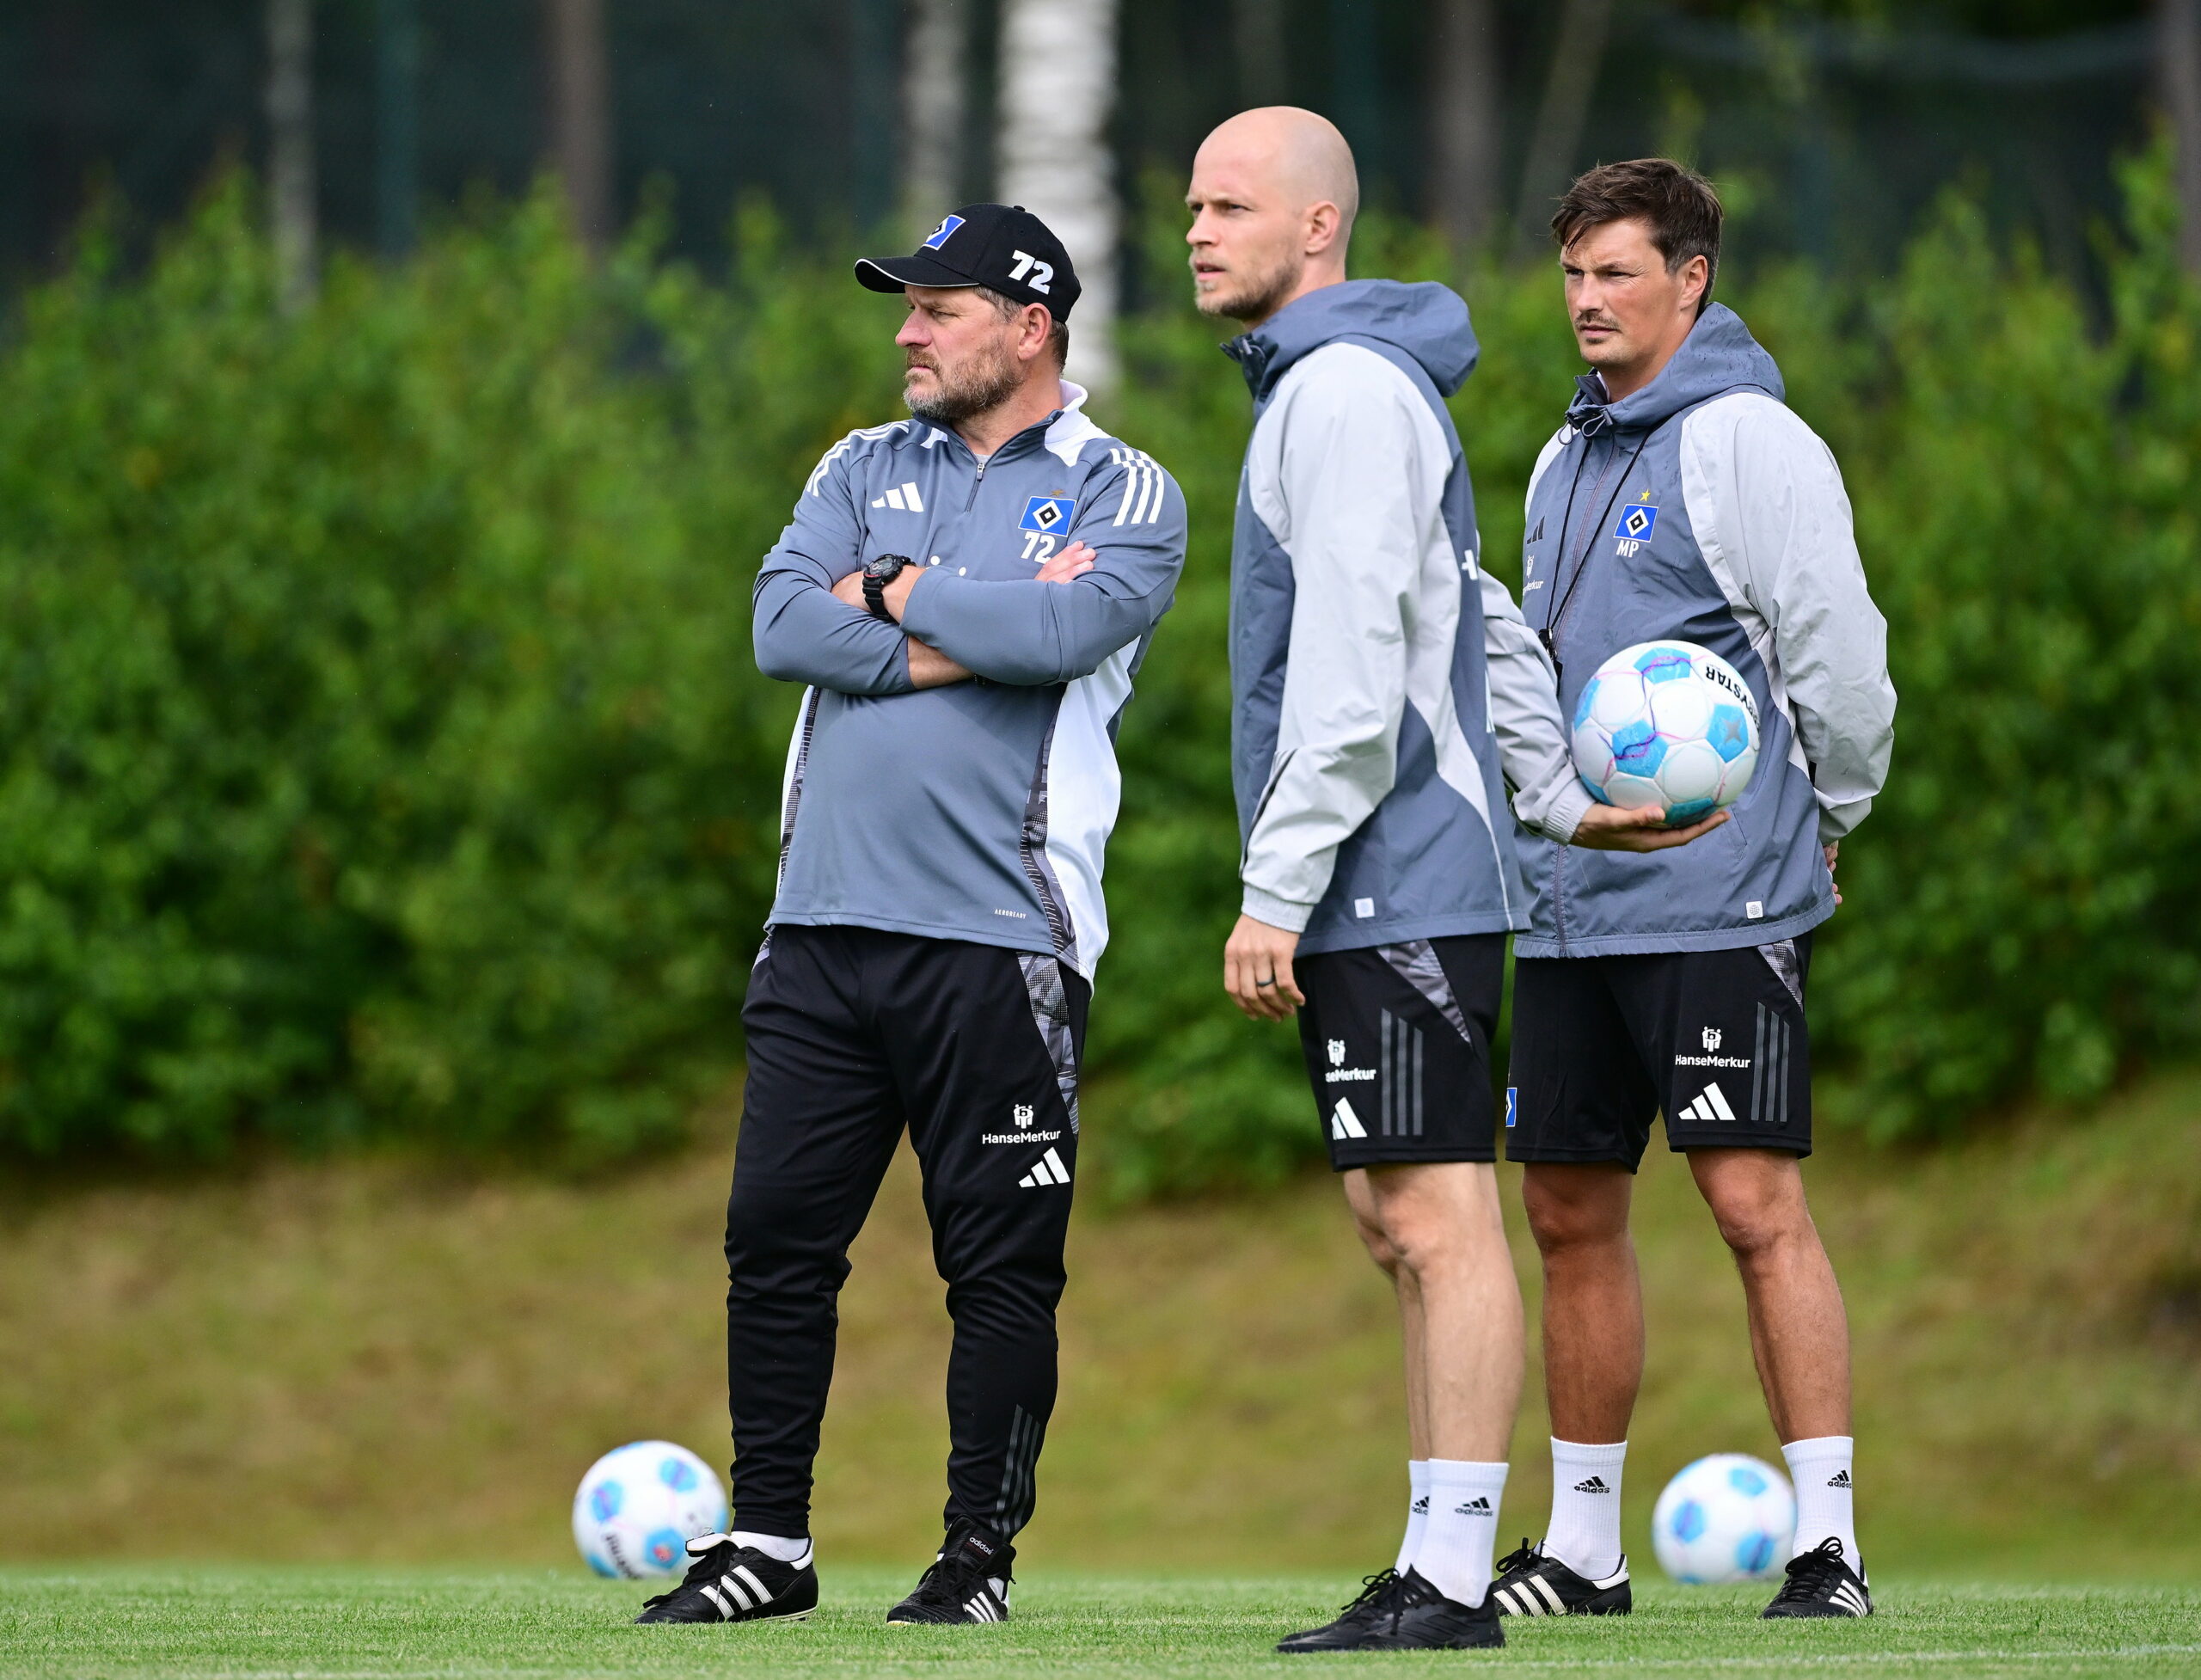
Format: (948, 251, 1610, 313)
(855, 203, 1082, 321)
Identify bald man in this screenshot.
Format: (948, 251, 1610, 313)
(1190, 110, 1714, 1654)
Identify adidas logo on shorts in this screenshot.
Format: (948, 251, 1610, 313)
(1677, 1082, 1738, 1123)
(1018, 1148, 1071, 1188)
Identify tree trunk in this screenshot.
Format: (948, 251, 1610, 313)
(2163, 0, 2201, 277)
(266, 0, 316, 312)
(1430, 0, 1500, 251)
(997, 0, 1121, 393)
(904, 0, 969, 234)
(376, 0, 420, 258)
(1511, 0, 1612, 262)
(1234, 0, 1287, 108)
(543, 0, 613, 255)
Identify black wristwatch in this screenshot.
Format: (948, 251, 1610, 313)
(861, 553, 914, 623)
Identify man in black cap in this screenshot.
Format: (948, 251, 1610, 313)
(635, 205, 1186, 1629)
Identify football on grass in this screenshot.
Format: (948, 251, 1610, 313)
(1571, 641, 1760, 824)
(572, 1440, 728, 1578)
(1651, 1453, 1796, 1584)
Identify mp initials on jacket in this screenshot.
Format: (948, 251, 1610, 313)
(1517, 303, 1896, 957)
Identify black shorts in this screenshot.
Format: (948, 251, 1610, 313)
(1505, 935, 1812, 1170)
(1294, 935, 1504, 1170)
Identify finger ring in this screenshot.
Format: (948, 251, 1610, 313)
(1255, 977, 1277, 989)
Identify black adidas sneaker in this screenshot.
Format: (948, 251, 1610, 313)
(1280, 1568, 1502, 1652)
(1762, 1536, 1873, 1619)
(1491, 1539, 1633, 1616)
(886, 1518, 1014, 1624)
(1274, 1568, 1407, 1652)
(634, 1533, 818, 1624)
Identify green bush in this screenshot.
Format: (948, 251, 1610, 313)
(0, 181, 791, 1159)
(0, 157, 2195, 1183)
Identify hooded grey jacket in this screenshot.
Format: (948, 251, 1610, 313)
(1515, 304, 1896, 957)
(1225, 280, 1589, 956)
(754, 383, 1186, 980)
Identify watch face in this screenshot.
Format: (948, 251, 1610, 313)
(866, 553, 911, 582)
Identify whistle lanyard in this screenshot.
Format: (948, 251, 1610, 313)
(1537, 426, 1653, 682)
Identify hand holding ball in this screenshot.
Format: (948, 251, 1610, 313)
(1571, 641, 1759, 825)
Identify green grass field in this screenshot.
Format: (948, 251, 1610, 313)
(2, 1078, 2196, 1680)
(3, 1567, 2197, 1679)
(4, 1076, 2196, 1576)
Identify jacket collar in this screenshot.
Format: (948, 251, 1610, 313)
(1559, 304, 1785, 439)
(1222, 279, 1478, 408)
(923, 379, 1096, 467)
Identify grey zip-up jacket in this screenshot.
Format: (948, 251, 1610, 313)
(1516, 304, 1896, 957)
(755, 383, 1186, 979)
(1224, 280, 1590, 955)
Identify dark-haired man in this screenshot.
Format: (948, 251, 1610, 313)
(636, 205, 1185, 1629)
(1493, 160, 1894, 1622)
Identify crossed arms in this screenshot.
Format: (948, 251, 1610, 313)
(752, 445, 1186, 695)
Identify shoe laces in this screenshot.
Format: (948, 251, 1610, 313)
(1493, 1538, 1541, 1579)
(1766, 1536, 1851, 1606)
(905, 1522, 1009, 1609)
(639, 1533, 739, 1611)
(1338, 1568, 1401, 1616)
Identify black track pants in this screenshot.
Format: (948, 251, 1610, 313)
(724, 923, 1088, 1542)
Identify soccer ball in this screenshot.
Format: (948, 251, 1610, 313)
(1651, 1453, 1796, 1584)
(1570, 641, 1760, 824)
(571, 1440, 728, 1579)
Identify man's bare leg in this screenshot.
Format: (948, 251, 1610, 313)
(1689, 1148, 1859, 1568)
(1686, 1149, 1848, 1438)
(1343, 1162, 1523, 1605)
(1519, 1162, 1644, 1443)
(1518, 1162, 1643, 1580)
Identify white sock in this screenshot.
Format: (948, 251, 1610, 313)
(1781, 1436, 1859, 1570)
(1544, 1438, 1627, 1579)
(1395, 1461, 1431, 1574)
(1414, 1459, 1508, 1607)
(731, 1530, 812, 1566)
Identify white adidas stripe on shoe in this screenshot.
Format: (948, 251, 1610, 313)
(1490, 1541, 1632, 1616)
(635, 1535, 818, 1624)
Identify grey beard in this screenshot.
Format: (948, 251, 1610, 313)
(906, 350, 1023, 428)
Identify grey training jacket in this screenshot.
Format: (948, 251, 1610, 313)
(755, 383, 1187, 980)
(1224, 280, 1590, 956)
(1515, 304, 1896, 957)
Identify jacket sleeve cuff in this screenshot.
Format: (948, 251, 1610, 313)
(1240, 886, 1315, 933)
(1540, 782, 1595, 845)
(1818, 797, 1870, 845)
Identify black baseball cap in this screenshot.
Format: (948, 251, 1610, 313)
(855, 203, 1082, 322)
